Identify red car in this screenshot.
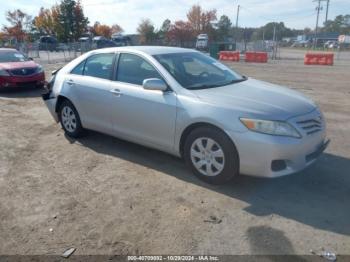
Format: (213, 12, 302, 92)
(0, 48, 45, 89)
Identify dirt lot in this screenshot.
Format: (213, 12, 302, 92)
(0, 48, 349, 255)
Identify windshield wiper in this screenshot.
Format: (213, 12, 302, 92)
(222, 76, 248, 86)
(187, 76, 247, 90)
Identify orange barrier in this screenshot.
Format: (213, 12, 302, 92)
(245, 52, 268, 63)
(304, 53, 334, 66)
(219, 51, 240, 62)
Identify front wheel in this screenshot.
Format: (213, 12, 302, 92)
(184, 127, 239, 184)
(59, 99, 84, 138)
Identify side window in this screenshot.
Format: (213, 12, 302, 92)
(117, 53, 162, 85)
(71, 61, 85, 75)
(84, 53, 115, 80)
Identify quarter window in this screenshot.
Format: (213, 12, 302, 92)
(71, 61, 85, 75)
(117, 53, 162, 85)
(84, 53, 115, 80)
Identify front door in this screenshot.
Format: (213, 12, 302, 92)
(109, 53, 177, 151)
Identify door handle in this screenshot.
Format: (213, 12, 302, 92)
(110, 88, 122, 97)
(67, 79, 75, 86)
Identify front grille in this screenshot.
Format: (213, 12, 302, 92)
(17, 81, 37, 87)
(10, 67, 37, 76)
(296, 117, 323, 135)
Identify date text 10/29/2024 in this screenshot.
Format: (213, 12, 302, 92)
(128, 256, 219, 261)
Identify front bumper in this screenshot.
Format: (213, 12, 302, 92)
(42, 90, 59, 122)
(228, 108, 329, 178)
(0, 73, 45, 88)
(230, 129, 329, 178)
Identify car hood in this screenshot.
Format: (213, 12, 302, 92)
(192, 78, 316, 120)
(0, 61, 38, 70)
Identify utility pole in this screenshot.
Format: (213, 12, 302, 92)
(313, 0, 323, 49)
(234, 4, 240, 49)
(272, 23, 277, 60)
(325, 0, 330, 23)
(235, 5, 240, 29)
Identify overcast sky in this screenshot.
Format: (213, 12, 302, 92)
(1, 0, 349, 34)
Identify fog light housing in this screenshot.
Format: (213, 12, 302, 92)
(271, 160, 287, 172)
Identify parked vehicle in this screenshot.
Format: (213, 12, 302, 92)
(0, 48, 45, 89)
(196, 34, 209, 50)
(111, 34, 132, 46)
(42, 46, 329, 184)
(324, 41, 339, 49)
(291, 40, 312, 48)
(92, 36, 117, 49)
(37, 36, 58, 51)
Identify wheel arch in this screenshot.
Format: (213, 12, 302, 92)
(55, 95, 72, 113)
(179, 122, 239, 160)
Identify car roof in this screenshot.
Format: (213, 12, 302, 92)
(0, 48, 17, 52)
(96, 46, 196, 55)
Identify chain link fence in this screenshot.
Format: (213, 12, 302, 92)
(0, 40, 286, 64)
(0, 42, 96, 64)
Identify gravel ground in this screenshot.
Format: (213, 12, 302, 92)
(0, 48, 349, 256)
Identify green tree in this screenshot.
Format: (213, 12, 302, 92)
(322, 14, 350, 34)
(58, 0, 88, 41)
(217, 15, 232, 41)
(255, 22, 294, 41)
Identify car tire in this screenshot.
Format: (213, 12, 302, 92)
(184, 127, 239, 185)
(59, 99, 84, 138)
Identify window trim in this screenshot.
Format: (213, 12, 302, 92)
(114, 52, 173, 91)
(70, 53, 117, 80)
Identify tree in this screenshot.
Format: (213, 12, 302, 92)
(92, 22, 112, 38)
(322, 14, 350, 34)
(137, 19, 156, 44)
(254, 22, 294, 41)
(167, 20, 195, 46)
(34, 6, 63, 36)
(111, 24, 124, 35)
(2, 9, 32, 42)
(72, 0, 88, 40)
(58, 0, 88, 41)
(186, 5, 217, 37)
(217, 15, 232, 40)
(187, 5, 202, 33)
(158, 19, 171, 42)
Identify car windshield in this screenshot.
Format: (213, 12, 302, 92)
(0, 51, 29, 63)
(153, 52, 246, 89)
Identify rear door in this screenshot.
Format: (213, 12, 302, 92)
(63, 53, 116, 134)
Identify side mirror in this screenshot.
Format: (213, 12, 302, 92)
(28, 57, 33, 61)
(143, 78, 168, 91)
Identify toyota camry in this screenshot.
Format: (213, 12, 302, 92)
(42, 46, 329, 184)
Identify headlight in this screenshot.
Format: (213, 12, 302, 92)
(36, 65, 44, 73)
(240, 118, 301, 138)
(0, 69, 10, 76)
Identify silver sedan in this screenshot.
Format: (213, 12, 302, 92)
(43, 46, 329, 184)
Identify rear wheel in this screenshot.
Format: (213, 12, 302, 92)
(59, 99, 84, 138)
(184, 127, 239, 184)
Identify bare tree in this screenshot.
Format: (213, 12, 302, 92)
(3, 9, 32, 42)
(137, 19, 156, 44)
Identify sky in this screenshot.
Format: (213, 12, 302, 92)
(0, 0, 349, 34)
